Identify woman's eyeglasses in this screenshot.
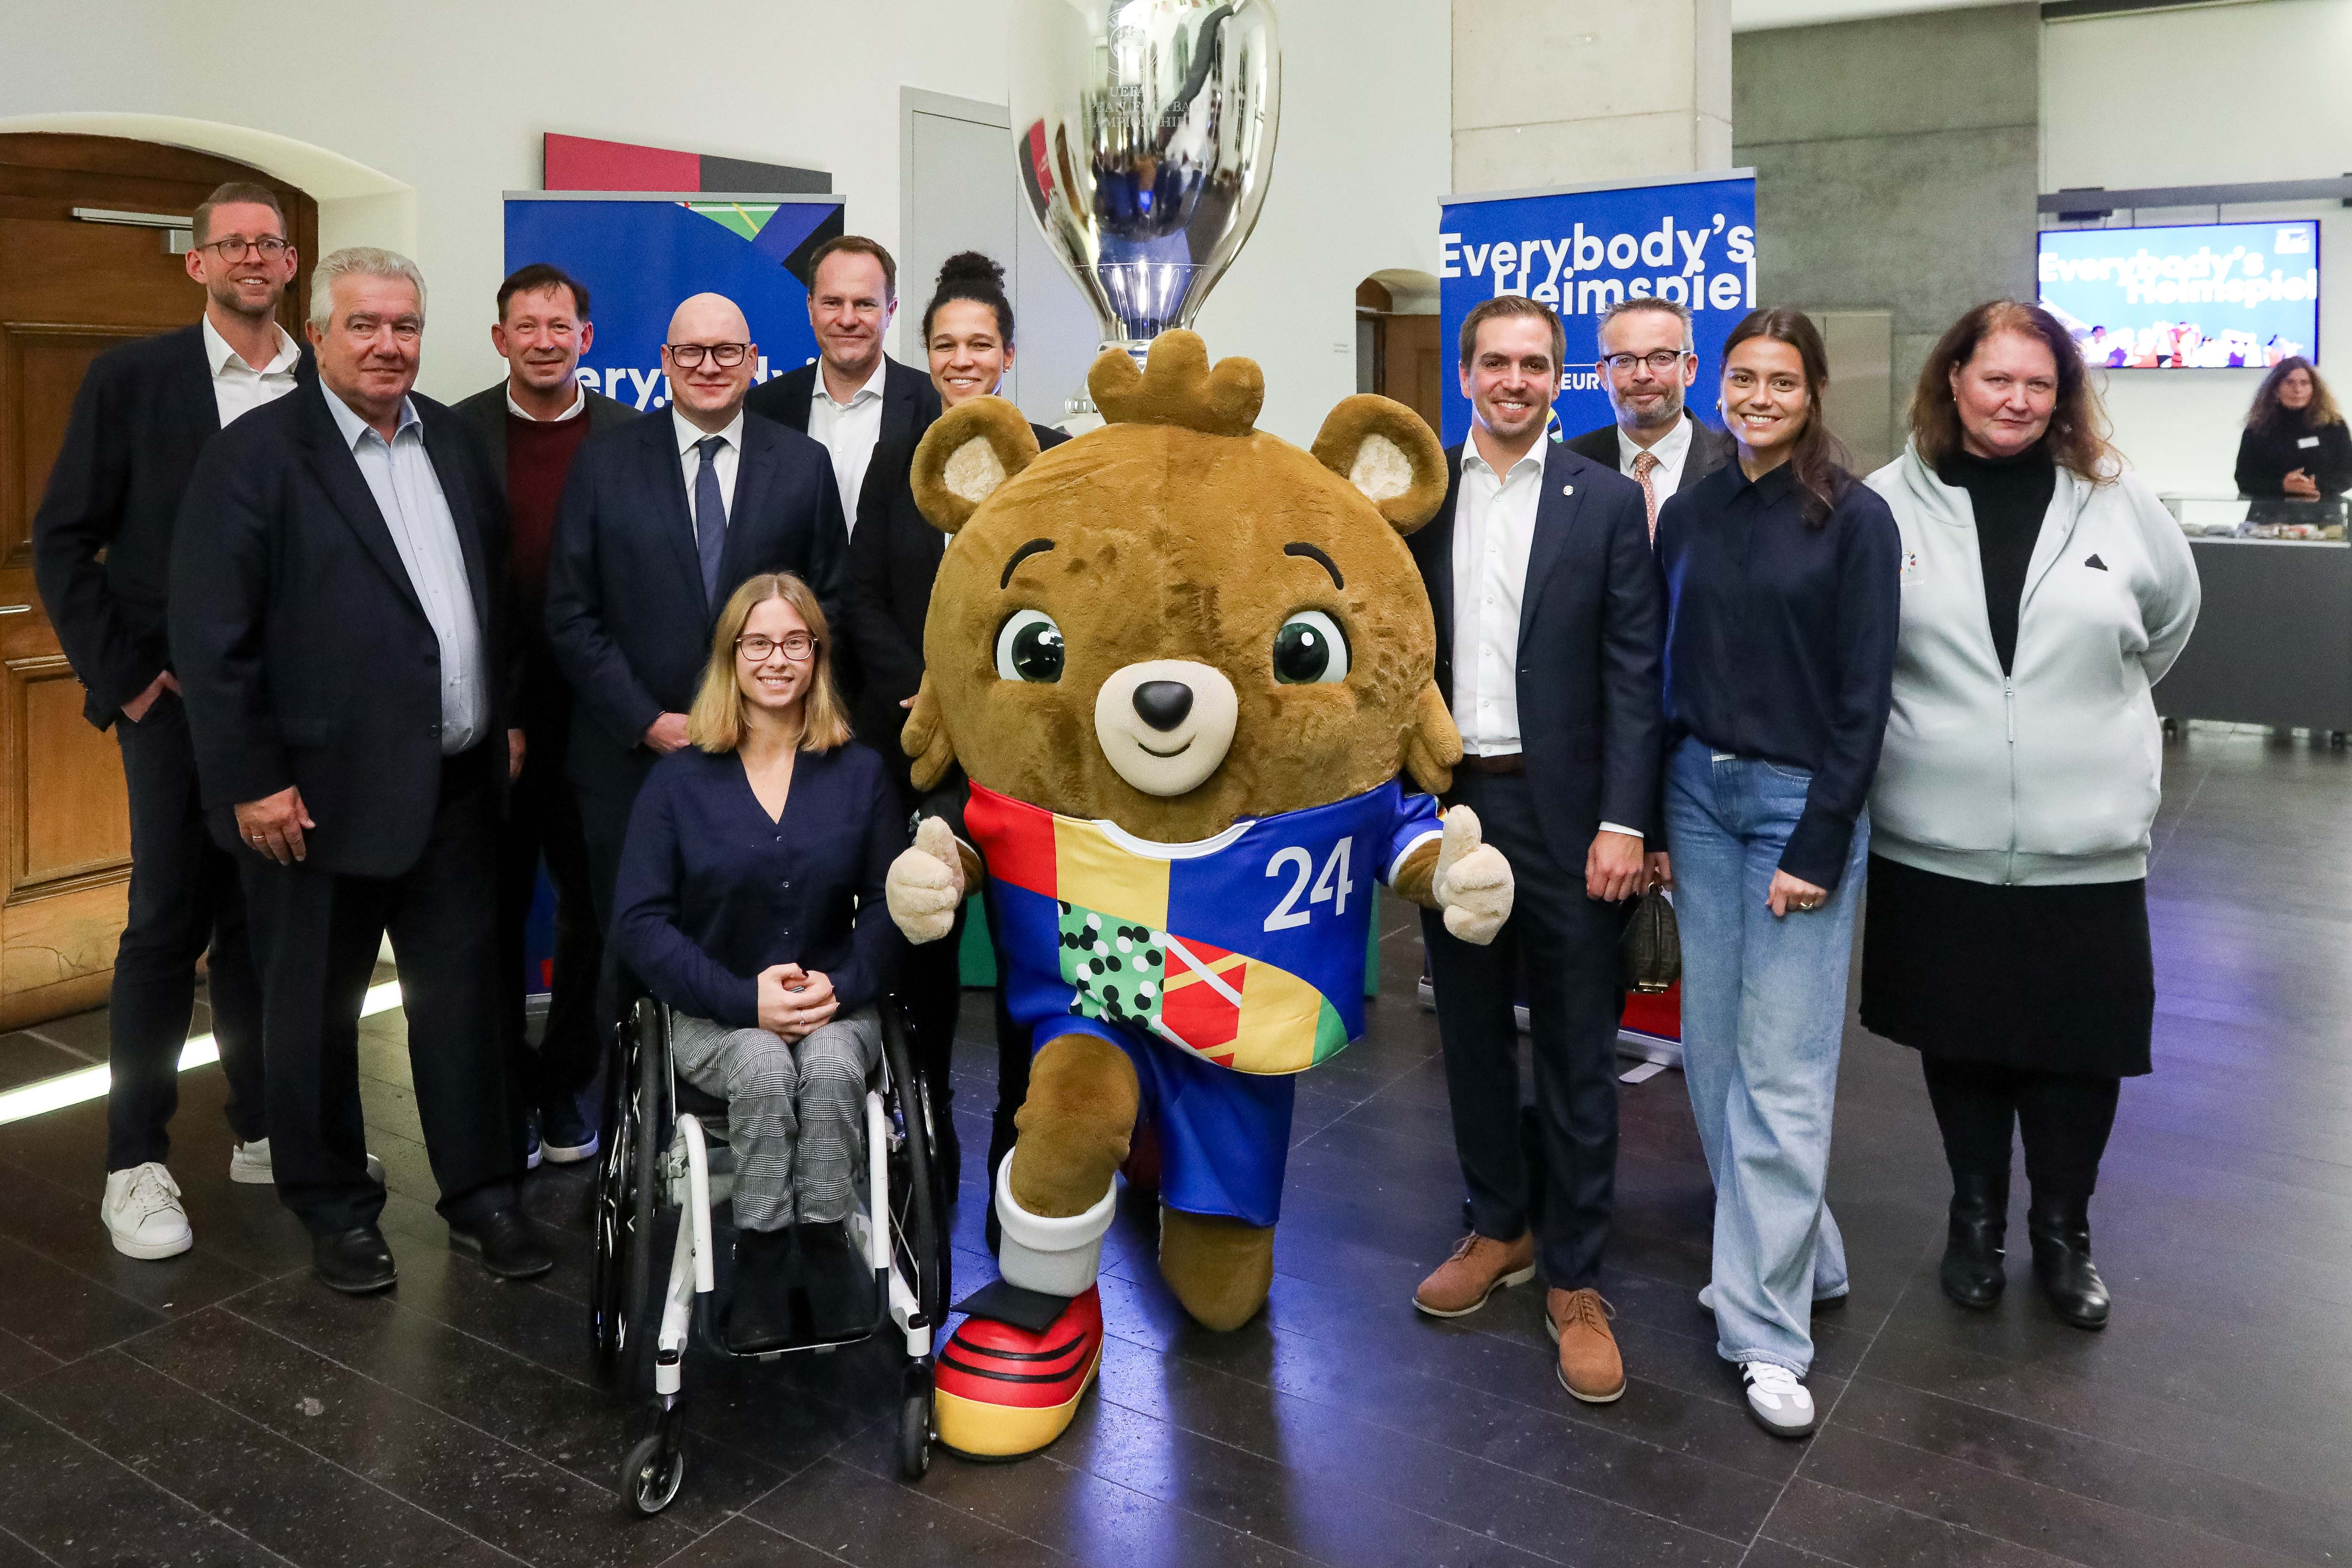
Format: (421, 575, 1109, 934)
(736, 632, 816, 661)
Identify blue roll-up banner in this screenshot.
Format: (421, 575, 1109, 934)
(1438, 171, 1757, 448)
(501, 192, 846, 415)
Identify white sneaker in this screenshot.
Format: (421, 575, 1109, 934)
(229, 1139, 384, 1186)
(1698, 1283, 1715, 1312)
(1740, 1361, 1817, 1437)
(102, 1163, 193, 1259)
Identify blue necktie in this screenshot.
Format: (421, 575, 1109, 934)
(693, 434, 728, 605)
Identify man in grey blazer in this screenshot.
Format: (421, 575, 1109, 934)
(454, 264, 634, 1169)
(1564, 297, 1736, 541)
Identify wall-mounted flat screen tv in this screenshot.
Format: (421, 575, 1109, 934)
(2038, 220, 2319, 369)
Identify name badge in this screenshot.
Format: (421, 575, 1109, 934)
(2299, 435, 2321, 449)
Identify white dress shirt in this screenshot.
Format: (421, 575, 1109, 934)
(672, 406, 745, 517)
(201, 315, 301, 428)
(321, 385, 486, 753)
(1451, 438, 1641, 841)
(806, 357, 888, 530)
(507, 382, 586, 421)
(1617, 409, 1695, 496)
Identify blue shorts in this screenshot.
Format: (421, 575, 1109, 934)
(1041, 1018, 1295, 1229)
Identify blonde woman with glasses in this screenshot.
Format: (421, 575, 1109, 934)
(612, 572, 908, 1352)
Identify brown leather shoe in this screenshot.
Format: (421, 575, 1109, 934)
(1413, 1231, 1537, 1318)
(1545, 1287, 1626, 1404)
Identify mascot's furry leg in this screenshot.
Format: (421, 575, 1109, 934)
(934, 1033, 1136, 1459)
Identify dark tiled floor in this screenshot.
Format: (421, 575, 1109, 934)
(0, 727, 2347, 1567)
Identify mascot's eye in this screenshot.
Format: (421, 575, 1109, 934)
(994, 609, 1065, 683)
(1271, 610, 1350, 685)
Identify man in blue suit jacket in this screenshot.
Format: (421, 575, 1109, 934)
(1404, 297, 1666, 1409)
(544, 292, 848, 933)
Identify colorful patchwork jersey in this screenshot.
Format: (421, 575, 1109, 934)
(965, 780, 1442, 1075)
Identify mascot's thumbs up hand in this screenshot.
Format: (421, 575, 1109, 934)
(1433, 804, 1513, 945)
(887, 817, 966, 944)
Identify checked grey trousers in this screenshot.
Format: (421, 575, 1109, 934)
(669, 1005, 881, 1231)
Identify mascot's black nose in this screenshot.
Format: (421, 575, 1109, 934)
(1133, 680, 1194, 732)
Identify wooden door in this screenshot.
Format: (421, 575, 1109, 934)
(0, 134, 314, 1029)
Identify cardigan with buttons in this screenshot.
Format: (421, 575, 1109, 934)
(613, 740, 908, 1027)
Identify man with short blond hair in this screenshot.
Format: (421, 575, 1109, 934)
(34, 178, 310, 1259)
(172, 247, 546, 1295)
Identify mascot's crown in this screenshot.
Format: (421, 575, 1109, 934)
(1089, 331, 1264, 437)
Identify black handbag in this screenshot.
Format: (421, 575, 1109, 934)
(1621, 888, 1681, 994)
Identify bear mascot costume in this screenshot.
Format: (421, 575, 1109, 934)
(884, 331, 1515, 1459)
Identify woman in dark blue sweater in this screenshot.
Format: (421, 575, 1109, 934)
(1652, 309, 1900, 1438)
(613, 571, 907, 1351)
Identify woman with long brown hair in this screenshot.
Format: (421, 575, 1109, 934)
(2234, 356, 2352, 515)
(612, 572, 907, 1353)
(1651, 307, 1901, 1436)
(1862, 301, 2197, 1333)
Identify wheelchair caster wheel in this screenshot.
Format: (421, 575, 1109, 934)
(621, 1427, 685, 1517)
(898, 1390, 931, 1478)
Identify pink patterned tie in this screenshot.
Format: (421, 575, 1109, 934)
(1632, 450, 1661, 542)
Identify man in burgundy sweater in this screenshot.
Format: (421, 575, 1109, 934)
(456, 264, 636, 1167)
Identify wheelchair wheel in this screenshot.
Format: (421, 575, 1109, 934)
(879, 1002, 950, 1332)
(588, 1011, 644, 1379)
(620, 1409, 685, 1517)
(897, 1361, 933, 1479)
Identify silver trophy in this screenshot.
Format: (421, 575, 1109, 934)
(1010, 0, 1281, 417)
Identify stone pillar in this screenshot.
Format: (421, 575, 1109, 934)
(1452, 0, 1733, 193)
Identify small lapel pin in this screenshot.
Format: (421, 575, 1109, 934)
(1561, 483, 1574, 496)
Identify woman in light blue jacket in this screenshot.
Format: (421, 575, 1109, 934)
(1861, 301, 2197, 1332)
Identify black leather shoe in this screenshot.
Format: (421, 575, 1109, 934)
(726, 1228, 805, 1353)
(2027, 1193, 2110, 1329)
(313, 1225, 397, 1294)
(1940, 1170, 2009, 1309)
(447, 1206, 554, 1280)
(799, 1220, 877, 1341)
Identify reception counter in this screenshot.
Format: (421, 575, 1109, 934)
(2157, 496, 2352, 735)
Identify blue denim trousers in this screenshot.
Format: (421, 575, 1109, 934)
(1663, 737, 1867, 1375)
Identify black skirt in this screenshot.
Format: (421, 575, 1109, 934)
(1859, 854, 2153, 1077)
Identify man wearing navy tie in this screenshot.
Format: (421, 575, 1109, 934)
(544, 292, 847, 936)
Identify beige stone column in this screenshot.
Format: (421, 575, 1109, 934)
(1453, 0, 1733, 192)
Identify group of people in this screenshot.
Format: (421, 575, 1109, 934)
(36, 176, 2201, 1438)
(1409, 289, 2196, 1438)
(33, 179, 1031, 1320)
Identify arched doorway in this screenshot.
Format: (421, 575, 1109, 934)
(1355, 268, 1442, 436)
(0, 132, 317, 1027)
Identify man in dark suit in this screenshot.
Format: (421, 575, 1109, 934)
(1563, 297, 1736, 541)
(545, 291, 847, 937)
(1405, 296, 1665, 1408)
(455, 264, 634, 1171)
(745, 235, 939, 711)
(33, 180, 310, 1260)
(171, 248, 548, 1295)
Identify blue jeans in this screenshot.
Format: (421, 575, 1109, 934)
(1664, 737, 1866, 1375)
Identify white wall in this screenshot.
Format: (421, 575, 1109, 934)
(2042, 0, 2352, 495)
(0, 0, 1450, 446)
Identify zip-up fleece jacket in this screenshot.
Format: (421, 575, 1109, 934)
(1864, 445, 2200, 886)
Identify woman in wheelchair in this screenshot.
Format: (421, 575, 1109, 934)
(612, 571, 908, 1352)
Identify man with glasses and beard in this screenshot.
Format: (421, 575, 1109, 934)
(1565, 297, 1736, 542)
(34, 180, 313, 1260)
(545, 292, 846, 942)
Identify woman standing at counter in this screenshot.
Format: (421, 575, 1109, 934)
(2234, 357, 2352, 509)
(1861, 301, 2199, 1332)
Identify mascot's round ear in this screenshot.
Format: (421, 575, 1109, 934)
(1309, 394, 1448, 535)
(910, 396, 1042, 534)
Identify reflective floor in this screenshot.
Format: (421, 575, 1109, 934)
(0, 726, 2346, 1567)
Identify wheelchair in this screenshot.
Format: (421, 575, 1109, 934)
(588, 992, 951, 1515)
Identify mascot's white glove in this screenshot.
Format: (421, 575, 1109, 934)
(1433, 804, 1513, 945)
(887, 817, 966, 944)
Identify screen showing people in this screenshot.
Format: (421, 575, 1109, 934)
(2038, 220, 2319, 370)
